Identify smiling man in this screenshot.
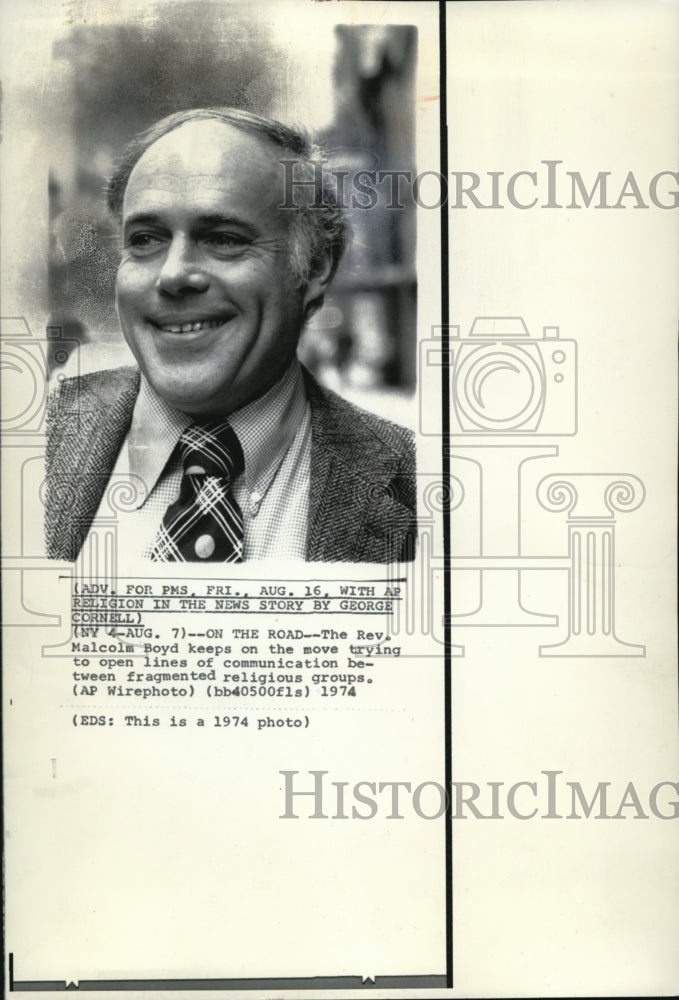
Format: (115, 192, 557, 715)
(45, 107, 416, 563)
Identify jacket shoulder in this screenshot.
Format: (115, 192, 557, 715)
(303, 371, 415, 463)
(303, 371, 417, 562)
(46, 365, 141, 468)
(44, 366, 141, 561)
(48, 365, 140, 411)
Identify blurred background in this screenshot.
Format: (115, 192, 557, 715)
(45, 0, 417, 420)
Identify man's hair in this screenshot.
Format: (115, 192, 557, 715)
(106, 106, 347, 290)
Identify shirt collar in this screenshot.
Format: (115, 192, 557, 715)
(128, 361, 308, 506)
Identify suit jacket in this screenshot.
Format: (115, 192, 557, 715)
(45, 366, 416, 563)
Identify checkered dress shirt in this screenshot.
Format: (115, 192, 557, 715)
(88, 361, 311, 560)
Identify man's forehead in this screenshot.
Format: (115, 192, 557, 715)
(123, 120, 287, 214)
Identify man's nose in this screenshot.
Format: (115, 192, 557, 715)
(155, 236, 209, 296)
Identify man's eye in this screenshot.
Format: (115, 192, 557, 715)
(127, 233, 163, 253)
(204, 232, 248, 250)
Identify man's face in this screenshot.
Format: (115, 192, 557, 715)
(116, 120, 319, 415)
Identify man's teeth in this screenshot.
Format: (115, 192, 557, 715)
(158, 319, 224, 333)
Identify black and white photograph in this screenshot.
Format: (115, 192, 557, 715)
(36, 6, 422, 565)
(2, 1, 677, 998)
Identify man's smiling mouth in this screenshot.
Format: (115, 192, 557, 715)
(150, 318, 228, 333)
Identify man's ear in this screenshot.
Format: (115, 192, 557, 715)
(301, 250, 336, 322)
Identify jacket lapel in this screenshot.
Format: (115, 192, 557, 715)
(304, 372, 415, 563)
(46, 367, 141, 560)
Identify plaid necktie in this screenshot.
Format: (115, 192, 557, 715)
(150, 420, 245, 562)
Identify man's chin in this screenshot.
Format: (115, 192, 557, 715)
(141, 355, 290, 416)
(147, 376, 235, 417)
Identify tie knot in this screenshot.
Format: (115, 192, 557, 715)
(179, 420, 244, 481)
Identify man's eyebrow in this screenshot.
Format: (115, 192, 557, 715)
(123, 212, 165, 230)
(193, 214, 260, 236)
